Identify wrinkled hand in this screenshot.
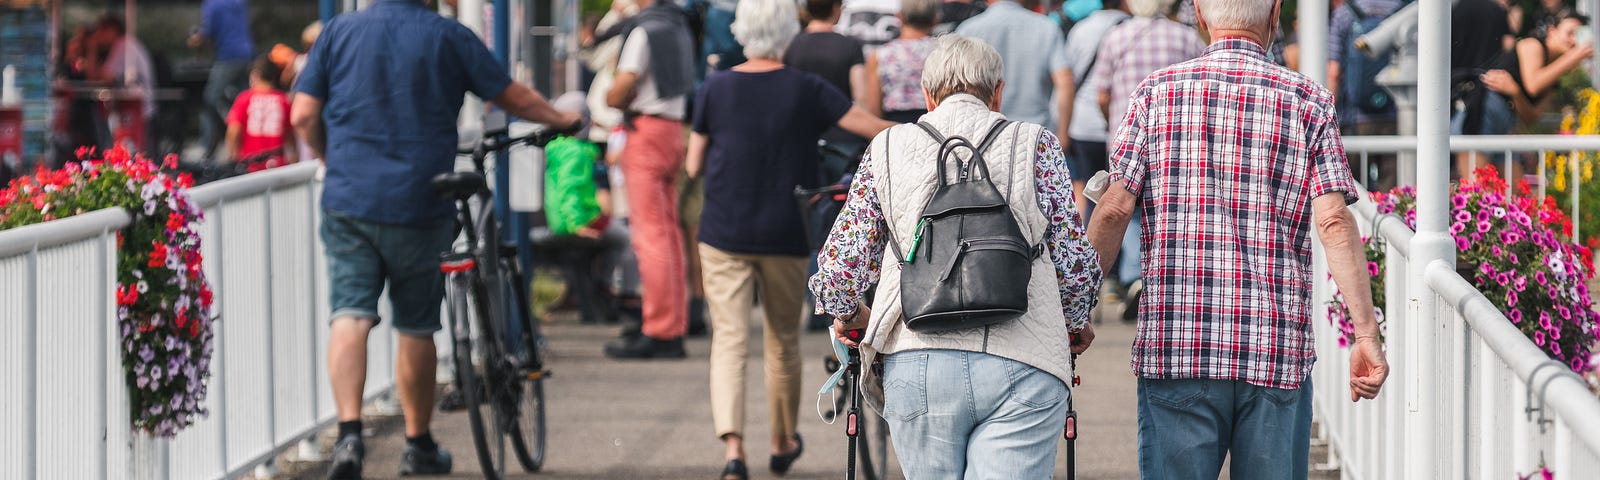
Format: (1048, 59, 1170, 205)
(1070, 323, 1095, 355)
(832, 304, 872, 348)
(1349, 336, 1389, 402)
(1481, 70, 1522, 97)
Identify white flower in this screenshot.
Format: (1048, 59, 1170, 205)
(132, 270, 143, 279)
(1493, 207, 1506, 218)
(136, 281, 149, 293)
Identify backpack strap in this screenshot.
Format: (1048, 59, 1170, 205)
(880, 127, 907, 264)
(967, 119, 1015, 182)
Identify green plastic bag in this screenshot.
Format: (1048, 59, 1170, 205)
(543, 137, 602, 236)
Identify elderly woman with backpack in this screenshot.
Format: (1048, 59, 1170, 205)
(809, 34, 1102, 478)
(684, 0, 893, 478)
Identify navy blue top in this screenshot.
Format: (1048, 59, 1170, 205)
(296, 0, 513, 227)
(201, 0, 255, 61)
(691, 68, 851, 256)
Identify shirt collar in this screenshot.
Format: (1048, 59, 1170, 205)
(1205, 37, 1268, 58)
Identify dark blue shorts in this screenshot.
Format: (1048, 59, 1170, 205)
(1066, 140, 1108, 181)
(320, 209, 457, 336)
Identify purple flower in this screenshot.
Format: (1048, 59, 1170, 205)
(1559, 306, 1572, 320)
(1571, 357, 1586, 372)
(1540, 312, 1553, 331)
(139, 345, 155, 362)
(1495, 272, 1512, 285)
(1536, 271, 1549, 286)
(1508, 291, 1519, 306)
(1493, 246, 1504, 257)
(1457, 237, 1472, 251)
(136, 375, 149, 389)
(1477, 209, 1492, 222)
(1451, 223, 1466, 235)
(1368, 262, 1381, 276)
(1536, 331, 1547, 346)
(1510, 253, 1521, 265)
(1510, 309, 1524, 323)
(1482, 263, 1497, 275)
(1455, 209, 1471, 222)
(1453, 195, 1469, 209)
(1477, 220, 1492, 233)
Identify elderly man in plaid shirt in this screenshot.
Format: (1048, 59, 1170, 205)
(1085, 0, 1390, 477)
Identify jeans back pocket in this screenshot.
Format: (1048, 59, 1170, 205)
(882, 353, 929, 421)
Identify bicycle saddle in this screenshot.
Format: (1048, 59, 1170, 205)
(431, 171, 487, 200)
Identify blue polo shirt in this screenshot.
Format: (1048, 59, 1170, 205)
(201, 0, 255, 61)
(295, 0, 513, 227)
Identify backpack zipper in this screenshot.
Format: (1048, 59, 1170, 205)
(905, 218, 930, 263)
(940, 237, 1031, 283)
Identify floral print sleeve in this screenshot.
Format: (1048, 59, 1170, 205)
(808, 152, 887, 318)
(1035, 131, 1103, 331)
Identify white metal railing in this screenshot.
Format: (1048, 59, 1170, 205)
(1343, 135, 1594, 242)
(0, 163, 403, 479)
(1310, 188, 1600, 479)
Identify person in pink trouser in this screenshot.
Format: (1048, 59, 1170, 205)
(603, 0, 697, 358)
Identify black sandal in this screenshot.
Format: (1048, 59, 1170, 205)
(769, 434, 804, 475)
(720, 458, 748, 480)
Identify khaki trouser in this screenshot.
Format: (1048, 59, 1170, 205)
(700, 243, 807, 440)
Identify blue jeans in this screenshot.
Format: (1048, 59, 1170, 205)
(1136, 377, 1313, 480)
(1120, 212, 1142, 285)
(199, 59, 251, 155)
(881, 350, 1069, 479)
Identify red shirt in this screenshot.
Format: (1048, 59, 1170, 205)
(227, 89, 292, 160)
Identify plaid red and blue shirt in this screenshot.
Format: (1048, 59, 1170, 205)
(1108, 38, 1360, 389)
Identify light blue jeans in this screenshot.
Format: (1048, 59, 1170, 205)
(880, 349, 1069, 479)
(1136, 377, 1313, 480)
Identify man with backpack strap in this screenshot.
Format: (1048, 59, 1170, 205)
(810, 35, 1102, 478)
(1329, 0, 1404, 190)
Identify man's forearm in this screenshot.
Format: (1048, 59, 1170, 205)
(1086, 185, 1135, 274)
(494, 84, 572, 127)
(1320, 203, 1381, 339)
(296, 120, 326, 161)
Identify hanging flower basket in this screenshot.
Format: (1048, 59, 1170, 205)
(1, 147, 215, 437)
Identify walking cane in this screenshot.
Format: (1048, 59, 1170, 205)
(844, 329, 866, 480)
(1064, 353, 1080, 480)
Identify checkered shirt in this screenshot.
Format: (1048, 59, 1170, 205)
(1108, 38, 1360, 390)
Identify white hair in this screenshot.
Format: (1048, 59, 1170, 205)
(899, 0, 942, 30)
(732, 0, 801, 60)
(1194, 0, 1277, 30)
(1127, 0, 1178, 17)
(920, 35, 1004, 104)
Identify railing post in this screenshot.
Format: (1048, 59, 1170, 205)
(1406, 0, 1455, 477)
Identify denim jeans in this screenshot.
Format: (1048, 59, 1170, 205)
(881, 349, 1069, 479)
(1120, 211, 1142, 285)
(1136, 377, 1313, 480)
(320, 209, 457, 336)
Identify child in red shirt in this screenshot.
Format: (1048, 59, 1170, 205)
(225, 56, 298, 172)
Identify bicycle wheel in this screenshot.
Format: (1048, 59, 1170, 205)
(858, 409, 891, 480)
(503, 264, 548, 472)
(453, 276, 509, 480)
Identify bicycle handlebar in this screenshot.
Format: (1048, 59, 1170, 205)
(456, 127, 566, 156)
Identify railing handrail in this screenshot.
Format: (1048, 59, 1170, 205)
(188, 162, 320, 206)
(1424, 260, 1600, 454)
(1352, 198, 1415, 259)
(1343, 134, 1600, 152)
(0, 208, 131, 257)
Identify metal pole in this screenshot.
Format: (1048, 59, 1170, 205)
(1298, 0, 1329, 86)
(1407, 0, 1454, 477)
(320, 0, 336, 22)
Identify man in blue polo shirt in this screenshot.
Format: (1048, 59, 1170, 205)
(291, 0, 581, 477)
(189, 0, 254, 159)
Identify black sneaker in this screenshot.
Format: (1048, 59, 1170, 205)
(687, 297, 709, 337)
(399, 443, 453, 475)
(325, 435, 364, 479)
(1121, 279, 1143, 324)
(603, 335, 687, 359)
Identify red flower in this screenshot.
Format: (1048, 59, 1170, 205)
(187, 322, 200, 338)
(177, 173, 194, 189)
(148, 242, 168, 268)
(116, 284, 139, 306)
(166, 212, 185, 232)
(162, 154, 178, 170)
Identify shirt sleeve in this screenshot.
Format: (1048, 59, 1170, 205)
(1047, 28, 1070, 73)
(690, 78, 713, 134)
(1107, 81, 1152, 192)
(814, 74, 853, 128)
(1034, 131, 1102, 331)
(1310, 105, 1360, 204)
(617, 30, 651, 75)
(452, 27, 515, 101)
(808, 147, 888, 318)
(200, 1, 218, 40)
(1327, 9, 1351, 62)
(226, 92, 248, 126)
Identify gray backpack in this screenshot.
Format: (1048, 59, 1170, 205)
(885, 119, 1040, 333)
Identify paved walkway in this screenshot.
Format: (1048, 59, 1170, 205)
(276, 302, 1339, 479)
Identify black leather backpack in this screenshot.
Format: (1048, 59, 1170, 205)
(884, 119, 1040, 333)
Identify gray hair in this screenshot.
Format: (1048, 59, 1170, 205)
(1127, 0, 1178, 17)
(732, 0, 801, 60)
(1194, 0, 1276, 30)
(920, 35, 1004, 105)
(900, 0, 941, 30)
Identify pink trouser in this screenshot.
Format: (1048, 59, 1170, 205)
(621, 115, 688, 339)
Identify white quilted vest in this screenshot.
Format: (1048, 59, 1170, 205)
(858, 94, 1076, 407)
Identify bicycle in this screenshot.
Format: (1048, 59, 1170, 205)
(796, 183, 892, 480)
(432, 117, 565, 479)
